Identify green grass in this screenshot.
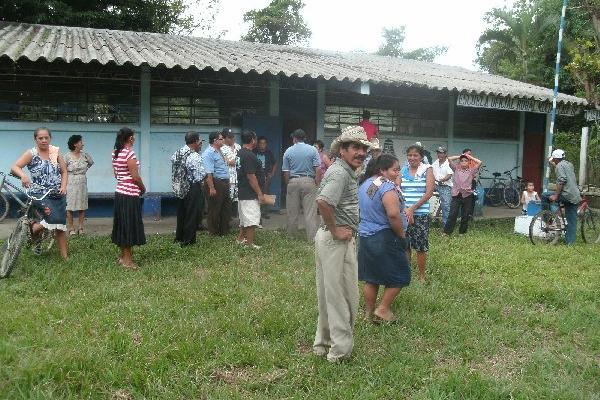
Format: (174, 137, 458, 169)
(1, 220, 599, 399)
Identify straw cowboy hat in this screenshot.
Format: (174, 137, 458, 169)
(330, 125, 372, 155)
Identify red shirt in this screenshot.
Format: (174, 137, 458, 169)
(112, 147, 141, 197)
(359, 119, 378, 141)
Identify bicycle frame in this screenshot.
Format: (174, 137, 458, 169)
(0, 172, 56, 219)
(0, 172, 29, 210)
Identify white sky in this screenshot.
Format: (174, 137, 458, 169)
(191, 0, 515, 71)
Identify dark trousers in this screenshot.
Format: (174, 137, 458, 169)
(444, 194, 474, 235)
(175, 182, 202, 245)
(541, 192, 577, 245)
(203, 178, 231, 236)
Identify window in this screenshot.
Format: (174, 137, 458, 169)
(455, 107, 519, 140)
(0, 76, 139, 123)
(151, 96, 219, 125)
(325, 106, 396, 136)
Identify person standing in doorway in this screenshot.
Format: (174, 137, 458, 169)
(443, 153, 482, 236)
(431, 146, 453, 226)
(313, 125, 370, 363)
(202, 131, 231, 236)
(221, 128, 240, 216)
(282, 129, 321, 242)
(358, 110, 378, 141)
(542, 149, 581, 245)
(172, 132, 205, 246)
(254, 136, 277, 219)
(237, 130, 265, 248)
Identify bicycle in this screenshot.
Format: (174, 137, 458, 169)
(0, 172, 56, 278)
(529, 194, 598, 245)
(0, 172, 12, 222)
(501, 166, 525, 209)
(477, 166, 506, 207)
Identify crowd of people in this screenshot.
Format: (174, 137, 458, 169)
(7, 123, 581, 362)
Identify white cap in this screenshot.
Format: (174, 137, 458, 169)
(551, 149, 565, 159)
(415, 141, 422, 147)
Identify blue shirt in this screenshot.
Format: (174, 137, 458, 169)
(359, 176, 407, 236)
(401, 163, 431, 216)
(282, 142, 320, 178)
(202, 146, 229, 180)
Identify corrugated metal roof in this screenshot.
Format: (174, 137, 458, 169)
(0, 21, 587, 105)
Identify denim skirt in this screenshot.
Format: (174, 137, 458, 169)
(358, 228, 411, 288)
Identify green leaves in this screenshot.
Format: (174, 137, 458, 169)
(241, 0, 311, 46)
(375, 26, 448, 62)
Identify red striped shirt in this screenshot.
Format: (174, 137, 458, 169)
(112, 147, 141, 197)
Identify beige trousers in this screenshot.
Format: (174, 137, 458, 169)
(313, 228, 359, 362)
(286, 177, 318, 242)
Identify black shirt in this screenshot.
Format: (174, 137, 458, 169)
(237, 147, 263, 200)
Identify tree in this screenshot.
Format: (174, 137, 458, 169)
(375, 27, 447, 62)
(476, 0, 557, 84)
(566, 0, 600, 107)
(0, 0, 220, 35)
(242, 0, 311, 46)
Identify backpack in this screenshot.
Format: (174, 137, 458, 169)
(171, 147, 193, 199)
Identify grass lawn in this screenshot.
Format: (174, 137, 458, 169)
(1, 219, 599, 399)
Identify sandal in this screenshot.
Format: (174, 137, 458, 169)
(372, 312, 398, 325)
(77, 227, 85, 235)
(68, 230, 76, 236)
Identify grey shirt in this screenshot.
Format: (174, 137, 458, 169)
(316, 158, 359, 231)
(555, 160, 581, 204)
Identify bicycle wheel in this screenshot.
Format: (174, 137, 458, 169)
(580, 208, 600, 244)
(0, 217, 29, 278)
(503, 186, 520, 209)
(486, 182, 505, 207)
(529, 210, 562, 245)
(0, 193, 9, 222)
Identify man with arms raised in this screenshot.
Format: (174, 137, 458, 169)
(313, 126, 370, 363)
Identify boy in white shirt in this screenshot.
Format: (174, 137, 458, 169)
(521, 181, 540, 215)
(431, 146, 453, 225)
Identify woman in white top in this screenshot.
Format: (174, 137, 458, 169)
(521, 181, 540, 214)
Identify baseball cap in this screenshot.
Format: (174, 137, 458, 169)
(551, 149, 565, 159)
(436, 146, 447, 153)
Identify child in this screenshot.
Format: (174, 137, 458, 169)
(521, 182, 540, 215)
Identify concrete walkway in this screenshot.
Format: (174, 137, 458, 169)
(0, 207, 520, 240)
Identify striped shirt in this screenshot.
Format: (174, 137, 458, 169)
(112, 147, 141, 197)
(401, 163, 431, 215)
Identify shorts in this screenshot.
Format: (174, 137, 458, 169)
(238, 199, 261, 227)
(406, 214, 429, 252)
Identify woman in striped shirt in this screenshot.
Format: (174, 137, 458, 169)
(111, 127, 146, 270)
(401, 144, 434, 283)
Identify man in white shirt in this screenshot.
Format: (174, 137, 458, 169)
(431, 146, 453, 226)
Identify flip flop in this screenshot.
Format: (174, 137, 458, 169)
(372, 314, 398, 325)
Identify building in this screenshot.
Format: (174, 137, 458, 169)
(0, 22, 587, 215)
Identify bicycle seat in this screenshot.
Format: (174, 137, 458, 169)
(492, 172, 501, 177)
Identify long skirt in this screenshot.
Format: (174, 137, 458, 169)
(112, 192, 146, 247)
(358, 228, 410, 288)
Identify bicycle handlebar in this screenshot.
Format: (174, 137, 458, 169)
(25, 186, 57, 201)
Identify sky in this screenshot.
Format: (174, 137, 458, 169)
(191, 0, 515, 71)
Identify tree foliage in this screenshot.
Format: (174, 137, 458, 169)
(0, 0, 219, 35)
(375, 26, 447, 62)
(242, 0, 311, 46)
(477, 0, 599, 107)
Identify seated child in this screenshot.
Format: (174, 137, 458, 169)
(521, 182, 540, 215)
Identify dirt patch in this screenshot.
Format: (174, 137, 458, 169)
(211, 366, 287, 386)
(296, 342, 313, 355)
(111, 389, 134, 400)
(470, 347, 529, 381)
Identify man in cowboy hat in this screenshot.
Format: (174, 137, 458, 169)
(313, 125, 371, 363)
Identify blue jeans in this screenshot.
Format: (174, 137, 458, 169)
(541, 191, 578, 245)
(436, 184, 452, 226)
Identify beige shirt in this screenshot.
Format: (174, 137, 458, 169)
(316, 159, 359, 230)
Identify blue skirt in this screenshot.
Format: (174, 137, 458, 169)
(35, 194, 67, 231)
(358, 228, 411, 288)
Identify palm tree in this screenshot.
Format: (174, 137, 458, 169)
(477, 0, 555, 84)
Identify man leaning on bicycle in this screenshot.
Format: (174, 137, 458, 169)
(542, 149, 582, 245)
